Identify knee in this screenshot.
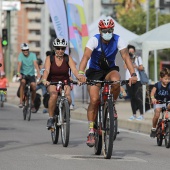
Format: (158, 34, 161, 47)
(50, 93, 57, 101)
(90, 97, 99, 105)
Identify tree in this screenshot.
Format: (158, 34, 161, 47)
(115, 0, 170, 35)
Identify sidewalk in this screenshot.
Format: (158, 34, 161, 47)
(6, 82, 153, 134)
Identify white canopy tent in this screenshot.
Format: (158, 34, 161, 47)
(130, 23, 170, 112)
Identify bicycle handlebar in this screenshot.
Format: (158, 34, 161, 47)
(49, 80, 79, 86)
(156, 100, 170, 105)
(86, 79, 129, 86)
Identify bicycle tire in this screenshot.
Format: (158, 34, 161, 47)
(23, 106, 27, 120)
(94, 109, 102, 155)
(51, 120, 59, 144)
(26, 94, 32, 121)
(61, 99, 70, 147)
(113, 117, 118, 141)
(102, 99, 114, 159)
(156, 123, 163, 146)
(165, 121, 170, 148)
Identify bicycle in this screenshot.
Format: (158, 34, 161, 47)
(0, 88, 7, 107)
(49, 80, 78, 147)
(86, 79, 128, 159)
(22, 76, 32, 121)
(156, 100, 170, 148)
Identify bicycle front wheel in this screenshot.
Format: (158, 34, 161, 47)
(165, 122, 170, 148)
(94, 108, 102, 155)
(51, 120, 59, 144)
(26, 95, 31, 121)
(102, 99, 114, 159)
(156, 124, 163, 146)
(61, 100, 70, 147)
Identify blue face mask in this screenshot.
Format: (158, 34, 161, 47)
(102, 32, 113, 41)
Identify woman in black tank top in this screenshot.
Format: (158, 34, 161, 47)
(42, 37, 79, 129)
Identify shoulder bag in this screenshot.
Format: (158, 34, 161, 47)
(98, 37, 110, 70)
(137, 57, 149, 85)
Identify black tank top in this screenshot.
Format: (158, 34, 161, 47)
(47, 56, 69, 82)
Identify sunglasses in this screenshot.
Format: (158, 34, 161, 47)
(55, 47, 66, 51)
(22, 50, 29, 52)
(101, 28, 113, 33)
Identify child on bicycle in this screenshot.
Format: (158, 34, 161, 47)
(0, 72, 9, 107)
(150, 67, 170, 138)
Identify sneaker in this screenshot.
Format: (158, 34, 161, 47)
(150, 128, 156, 138)
(70, 104, 74, 110)
(46, 118, 54, 129)
(43, 108, 48, 114)
(1, 102, 4, 107)
(31, 105, 36, 113)
(18, 103, 23, 108)
(128, 115, 136, 121)
(136, 115, 144, 121)
(86, 133, 95, 147)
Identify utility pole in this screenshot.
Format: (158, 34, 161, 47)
(5, 10, 11, 80)
(146, 0, 150, 32)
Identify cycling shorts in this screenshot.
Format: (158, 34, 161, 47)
(86, 66, 119, 81)
(21, 74, 36, 83)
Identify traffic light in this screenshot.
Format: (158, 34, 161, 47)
(1, 29, 8, 46)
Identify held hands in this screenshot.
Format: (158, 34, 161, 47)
(42, 79, 50, 86)
(151, 98, 157, 104)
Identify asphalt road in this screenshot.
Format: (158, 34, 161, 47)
(0, 103, 170, 170)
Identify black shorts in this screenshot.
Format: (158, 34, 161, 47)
(21, 74, 36, 84)
(86, 66, 119, 81)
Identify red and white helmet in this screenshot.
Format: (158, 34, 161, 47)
(98, 17, 115, 29)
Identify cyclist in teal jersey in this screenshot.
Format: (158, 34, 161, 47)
(17, 43, 41, 112)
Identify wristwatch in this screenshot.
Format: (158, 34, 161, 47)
(131, 73, 137, 77)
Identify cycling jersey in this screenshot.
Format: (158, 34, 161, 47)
(86, 34, 127, 70)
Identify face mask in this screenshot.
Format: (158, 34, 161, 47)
(102, 32, 113, 41)
(129, 53, 135, 59)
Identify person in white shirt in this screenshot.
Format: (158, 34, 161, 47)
(124, 45, 144, 121)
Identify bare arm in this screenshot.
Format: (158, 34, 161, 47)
(17, 61, 22, 74)
(42, 56, 51, 81)
(34, 60, 41, 78)
(68, 56, 79, 79)
(151, 86, 157, 104)
(79, 47, 92, 72)
(120, 48, 135, 75)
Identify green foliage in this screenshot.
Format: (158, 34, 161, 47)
(115, 0, 170, 35)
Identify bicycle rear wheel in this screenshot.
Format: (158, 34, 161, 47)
(102, 99, 114, 159)
(61, 100, 70, 147)
(113, 117, 118, 141)
(165, 122, 170, 148)
(156, 124, 163, 146)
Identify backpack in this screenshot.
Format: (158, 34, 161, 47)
(34, 93, 41, 113)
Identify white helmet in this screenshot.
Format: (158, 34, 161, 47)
(53, 37, 67, 47)
(21, 43, 29, 50)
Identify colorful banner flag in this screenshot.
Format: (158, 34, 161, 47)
(66, 0, 89, 60)
(45, 0, 69, 54)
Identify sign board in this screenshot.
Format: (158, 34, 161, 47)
(2, 1, 21, 11)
